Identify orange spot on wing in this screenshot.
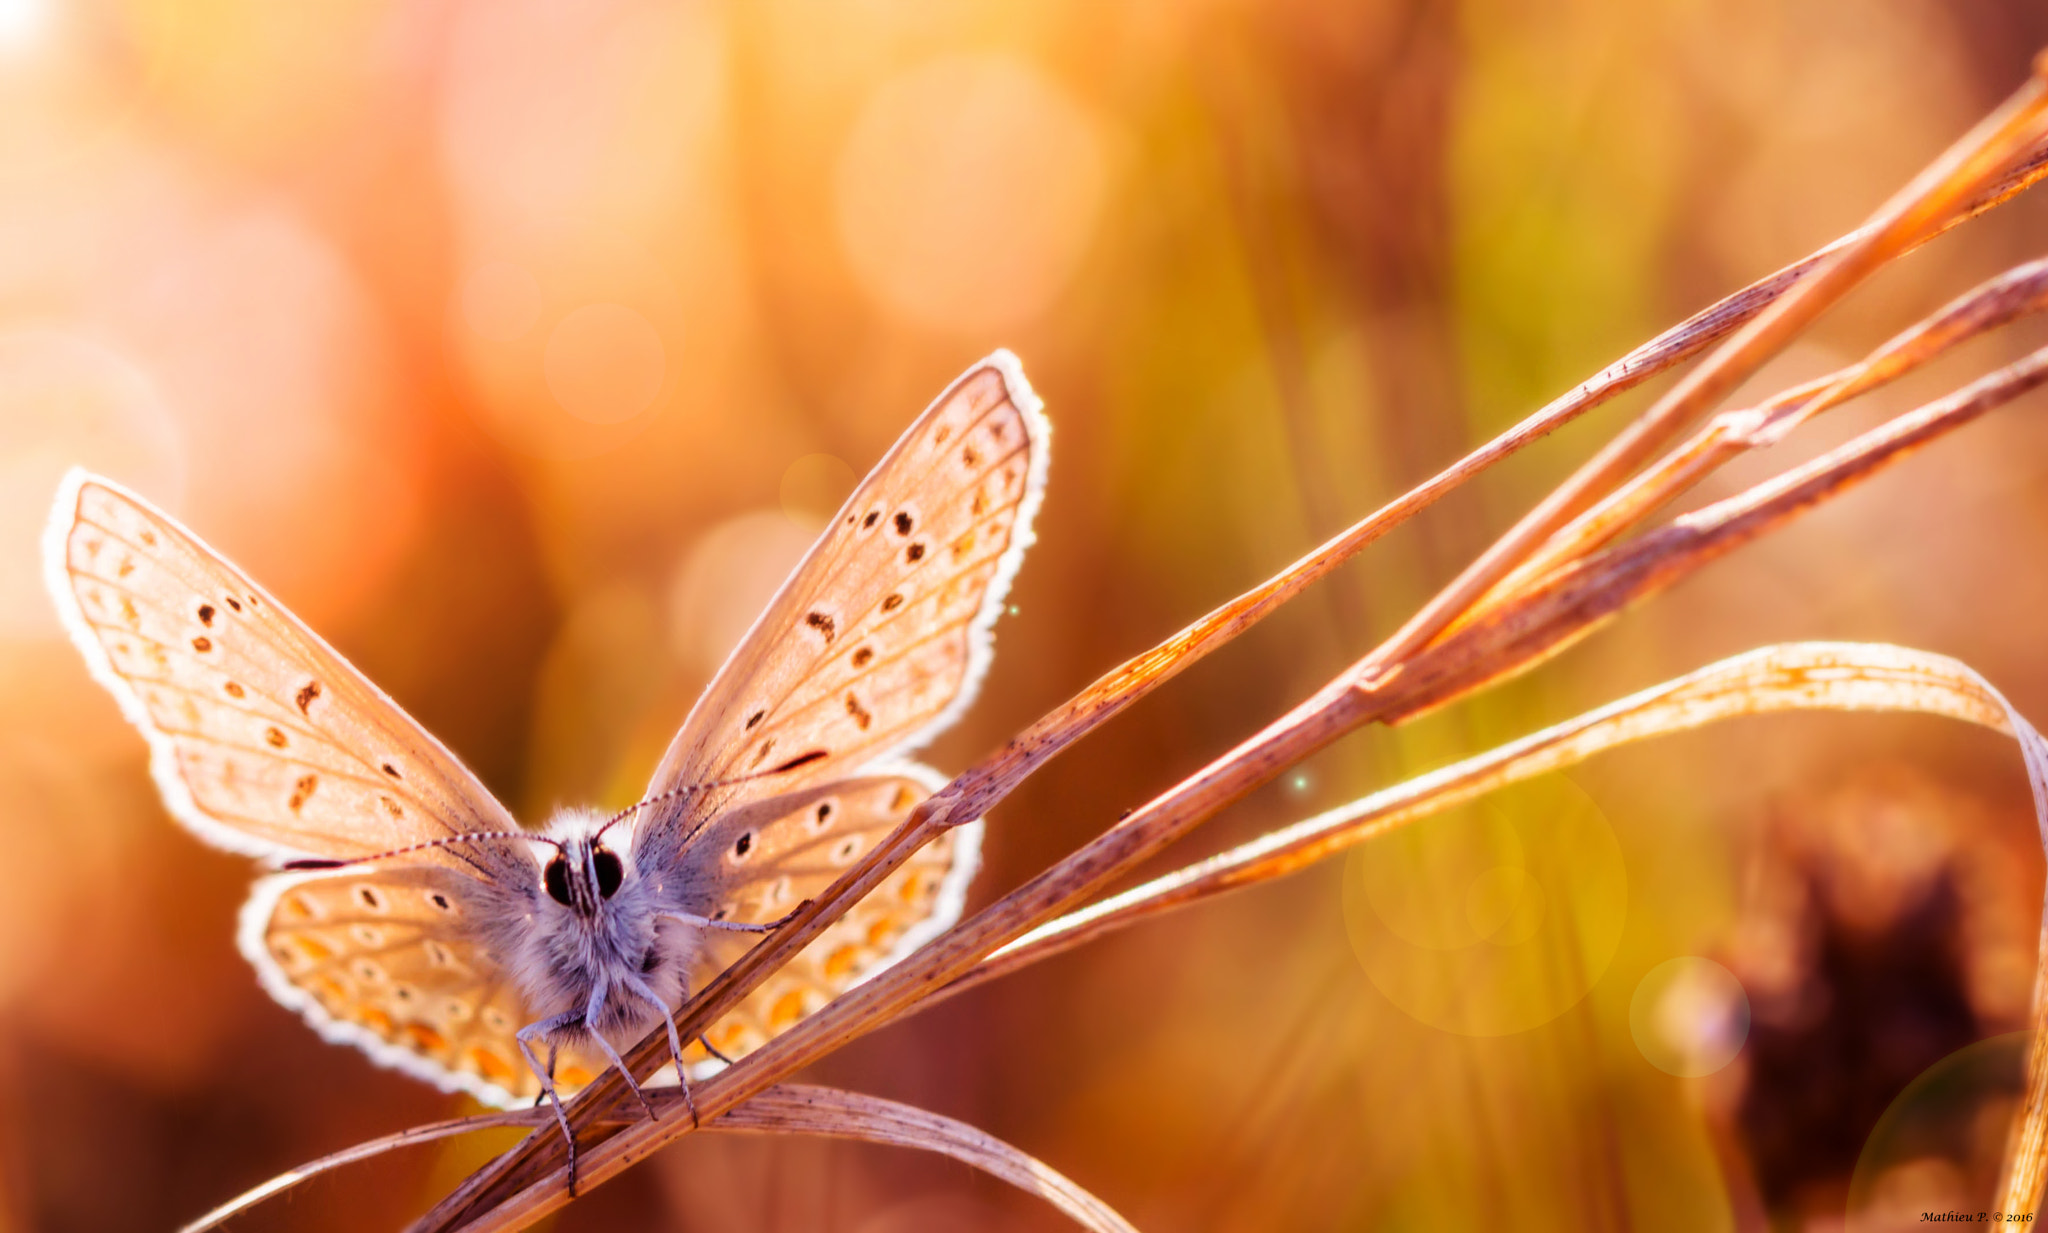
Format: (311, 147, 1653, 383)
(768, 990, 807, 1030)
(467, 1047, 514, 1083)
(559, 1065, 596, 1088)
(866, 917, 899, 948)
(823, 945, 861, 981)
(403, 1023, 447, 1052)
(359, 1007, 394, 1036)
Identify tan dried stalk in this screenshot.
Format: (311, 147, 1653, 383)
(950, 642, 2039, 1001)
(1362, 59, 2048, 673)
(208, 52, 2048, 1233)
(431, 336, 2048, 1231)
(420, 89, 2048, 1233)
(186, 1085, 1133, 1233)
(1477, 257, 2048, 613)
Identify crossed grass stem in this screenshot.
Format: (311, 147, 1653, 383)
(228, 52, 2048, 1232)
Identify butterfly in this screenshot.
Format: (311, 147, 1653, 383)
(41, 351, 1048, 1155)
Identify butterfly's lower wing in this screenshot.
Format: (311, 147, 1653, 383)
(637, 353, 1047, 860)
(43, 472, 528, 878)
(249, 866, 611, 1108)
(669, 768, 981, 1071)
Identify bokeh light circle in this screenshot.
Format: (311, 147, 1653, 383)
(543, 302, 667, 425)
(779, 453, 857, 529)
(1847, 1033, 2027, 1231)
(835, 53, 1108, 333)
(1629, 957, 1750, 1077)
(1343, 774, 1627, 1036)
(668, 511, 818, 679)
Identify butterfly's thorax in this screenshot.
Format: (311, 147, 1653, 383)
(496, 809, 708, 1042)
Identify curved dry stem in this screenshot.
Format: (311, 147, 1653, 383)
(957, 642, 2018, 995)
(200, 1084, 1130, 1233)
(1368, 65, 2048, 673)
(413, 77, 2048, 1233)
(969, 640, 2048, 1216)
(721, 1085, 1137, 1233)
(441, 347, 2048, 1232)
(181, 1108, 544, 1233)
(1481, 256, 2048, 609)
(1382, 345, 2048, 723)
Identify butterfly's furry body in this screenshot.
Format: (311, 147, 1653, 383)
(490, 811, 703, 1052)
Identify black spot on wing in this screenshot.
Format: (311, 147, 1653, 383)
(769, 749, 828, 775)
(296, 680, 322, 714)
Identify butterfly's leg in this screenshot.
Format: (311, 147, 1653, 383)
(661, 907, 804, 934)
(533, 1041, 559, 1109)
(620, 973, 701, 1128)
(581, 982, 659, 1123)
(515, 1010, 587, 1195)
(697, 1033, 736, 1066)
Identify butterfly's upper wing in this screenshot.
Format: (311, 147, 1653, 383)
(248, 867, 609, 1107)
(43, 471, 529, 879)
(637, 351, 1048, 861)
(666, 766, 983, 1072)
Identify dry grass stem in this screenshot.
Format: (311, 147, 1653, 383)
(1380, 345, 2048, 721)
(243, 54, 2048, 1233)
(434, 341, 2048, 1230)
(1363, 63, 2048, 675)
(951, 643, 2027, 1000)
(201, 1084, 1130, 1233)
(1480, 257, 2048, 608)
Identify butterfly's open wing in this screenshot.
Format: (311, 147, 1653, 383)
(42, 471, 527, 878)
(47, 472, 549, 1100)
(249, 867, 608, 1107)
(665, 767, 981, 1072)
(637, 351, 1048, 859)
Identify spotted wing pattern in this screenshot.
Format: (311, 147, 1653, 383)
(42, 472, 526, 878)
(247, 867, 609, 1107)
(671, 769, 982, 1073)
(639, 352, 1047, 861)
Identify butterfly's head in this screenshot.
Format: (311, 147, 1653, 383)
(533, 813, 633, 921)
(541, 840, 622, 918)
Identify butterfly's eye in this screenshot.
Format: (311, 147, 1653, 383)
(543, 857, 573, 907)
(593, 847, 624, 899)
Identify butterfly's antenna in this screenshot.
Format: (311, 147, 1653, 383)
(592, 749, 830, 843)
(280, 831, 564, 871)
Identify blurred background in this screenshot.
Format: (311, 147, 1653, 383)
(6, 0, 2048, 1229)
